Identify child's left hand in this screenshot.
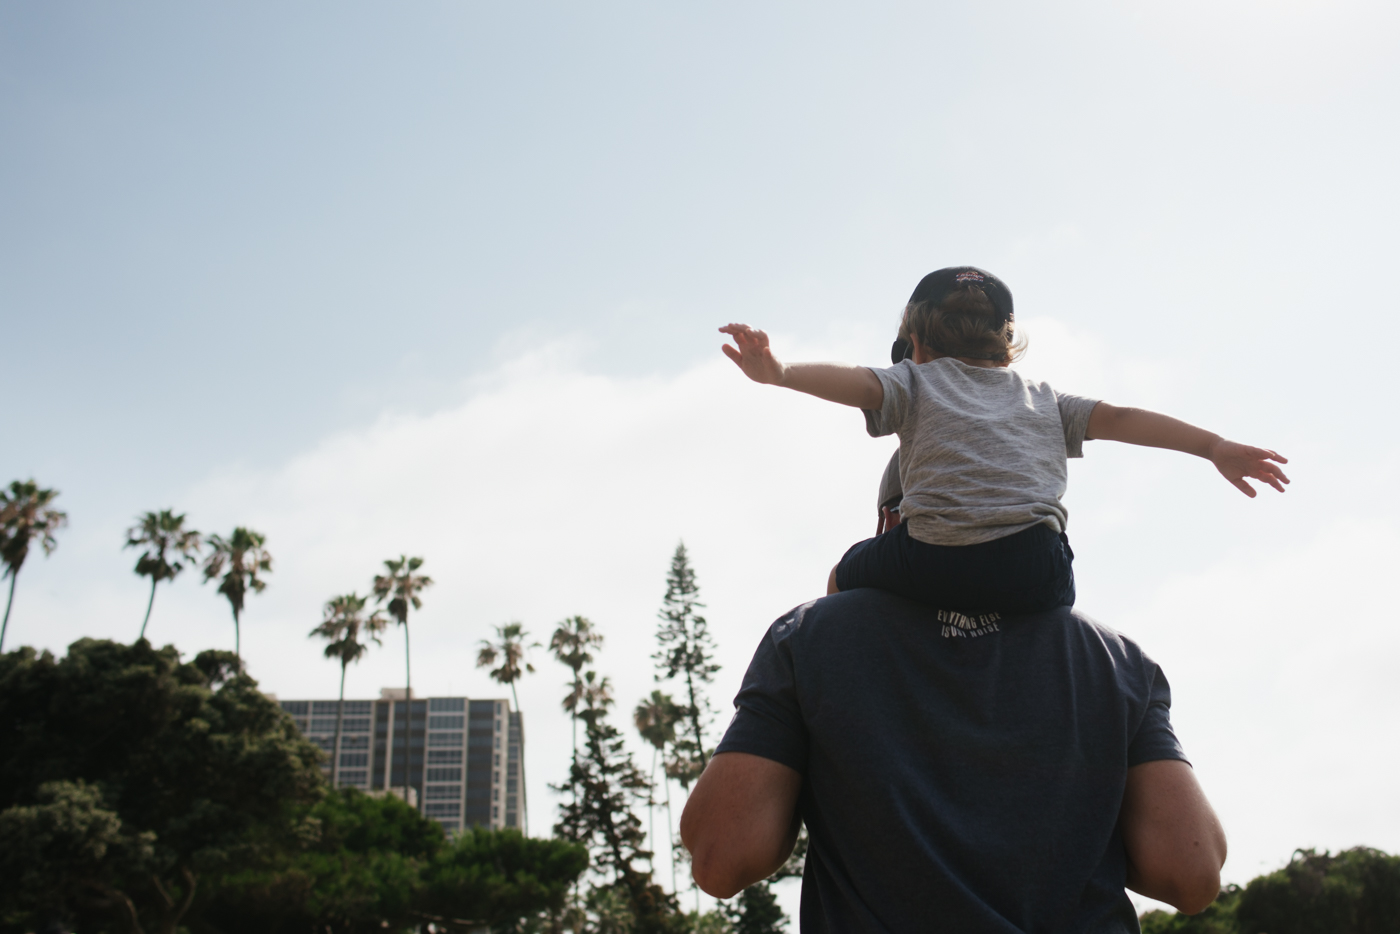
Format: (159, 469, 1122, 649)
(1209, 440, 1290, 497)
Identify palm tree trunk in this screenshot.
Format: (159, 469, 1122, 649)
(664, 766, 677, 895)
(402, 618, 412, 807)
(0, 572, 16, 653)
(648, 746, 658, 872)
(139, 578, 158, 641)
(333, 662, 347, 789)
(232, 605, 241, 663)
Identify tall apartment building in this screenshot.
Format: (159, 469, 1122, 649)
(276, 689, 527, 835)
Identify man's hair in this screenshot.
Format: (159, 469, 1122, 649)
(898, 286, 1027, 364)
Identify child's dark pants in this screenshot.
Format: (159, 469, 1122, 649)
(834, 520, 1076, 615)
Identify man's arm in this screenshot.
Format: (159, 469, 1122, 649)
(1085, 402, 1289, 498)
(680, 751, 803, 898)
(720, 323, 884, 410)
(1120, 759, 1227, 914)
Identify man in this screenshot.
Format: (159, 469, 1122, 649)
(680, 465, 1225, 931)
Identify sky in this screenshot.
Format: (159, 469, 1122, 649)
(3, 0, 1399, 920)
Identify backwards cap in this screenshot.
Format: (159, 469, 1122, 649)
(891, 266, 1015, 364)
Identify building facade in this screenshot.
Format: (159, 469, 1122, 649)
(277, 689, 527, 835)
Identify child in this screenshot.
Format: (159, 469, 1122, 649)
(719, 266, 1288, 615)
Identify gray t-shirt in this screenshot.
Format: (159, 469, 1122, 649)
(864, 358, 1099, 546)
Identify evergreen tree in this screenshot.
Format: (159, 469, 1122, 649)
(552, 668, 681, 934)
(722, 882, 788, 934)
(0, 639, 324, 933)
(653, 543, 719, 787)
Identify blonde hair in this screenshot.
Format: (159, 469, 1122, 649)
(898, 286, 1027, 364)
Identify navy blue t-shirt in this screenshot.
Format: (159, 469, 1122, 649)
(715, 591, 1186, 933)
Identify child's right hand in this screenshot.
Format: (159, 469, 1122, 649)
(720, 324, 786, 386)
(1209, 439, 1290, 497)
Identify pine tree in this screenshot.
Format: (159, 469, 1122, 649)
(722, 881, 788, 934)
(653, 542, 720, 787)
(552, 669, 682, 934)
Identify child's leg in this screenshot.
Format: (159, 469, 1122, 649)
(832, 521, 1075, 614)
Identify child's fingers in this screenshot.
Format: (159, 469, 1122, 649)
(721, 343, 742, 364)
(1251, 460, 1290, 489)
(1230, 476, 1258, 498)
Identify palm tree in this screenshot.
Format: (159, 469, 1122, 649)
(549, 615, 604, 757)
(200, 527, 272, 663)
(310, 593, 387, 788)
(125, 510, 202, 641)
(371, 555, 433, 805)
(478, 621, 540, 835)
(476, 621, 540, 714)
(634, 690, 682, 889)
(0, 480, 68, 653)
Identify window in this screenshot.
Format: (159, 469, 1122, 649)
(496, 702, 502, 714)
(507, 795, 516, 809)
(425, 784, 461, 800)
(492, 806, 499, 820)
(425, 802, 461, 817)
(430, 698, 465, 712)
(280, 701, 309, 716)
(341, 736, 369, 750)
(310, 717, 341, 733)
(341, 718, 371, 733)
(507, 780, 516, 793)
(493, 771, 499, 784)
(426, 767, 462, 782)
(506, 812, 517, 828)
(340, 753, 369, 767)
(436, 820, 461, 832)
(428, 732, 463, 747)
(427, 749, 462, 764)
(312, 701, 341, 715)
(428, 715, 464, 730)
(338, 770, 368, 786)
(493, 788, 499, 801)
(311, 737, 335, 751)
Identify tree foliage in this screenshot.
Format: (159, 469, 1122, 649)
(202, 788, 586, 933)
(125, 509, 202, 641)
(652, 543, 719, 789)
(553, 668, 681, 934)
(0, 638, 323, 933)
(1140, 848, 1400, 934)
(201, 526, 272, 660)
(722, 882, 788, 934)
(0, 479, 67, 652)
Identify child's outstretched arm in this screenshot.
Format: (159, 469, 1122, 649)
(720, 323, 884, 410)
(1086, 403, 1289, 498)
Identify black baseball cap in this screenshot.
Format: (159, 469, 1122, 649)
(891, 266, 1015, 364)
